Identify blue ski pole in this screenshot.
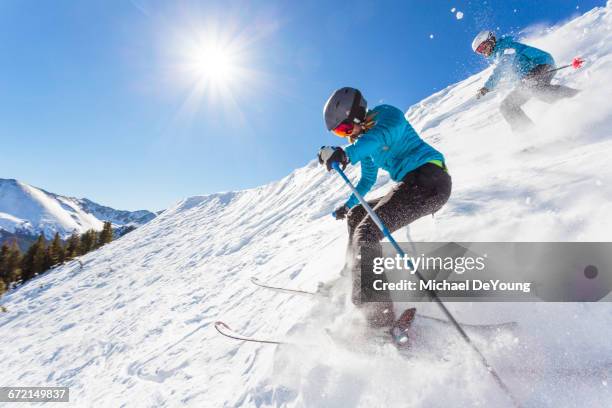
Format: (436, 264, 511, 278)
(331, 161, 520, 407)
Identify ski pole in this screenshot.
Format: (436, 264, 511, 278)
(331, 162, 521, 408)
(544, 56, 585, 74)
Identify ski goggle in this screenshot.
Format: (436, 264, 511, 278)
(332, 121, 355, 138)
(475, 40, 493, 55)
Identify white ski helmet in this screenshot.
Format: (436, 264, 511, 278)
(471, 30, 496, 53)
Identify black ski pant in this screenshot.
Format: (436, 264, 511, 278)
(500, 64, 580, 132)
(345, 162, 452, 328)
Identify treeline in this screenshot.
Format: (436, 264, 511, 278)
(0, 222, 114, 296)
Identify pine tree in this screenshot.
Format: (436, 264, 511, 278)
(0, 241, 21, 294)
(46, 233, 65, 267)
(65, 233, 81, 260)
(20, 244, 32, 282)
(33, 236, 47, 275)
(97, 222, 114, 247)
(6, 242, 22, 286)
(0, 244, 9, 287)
(43, 247, 53, 272)
(80, 230, 97, 254)
(21, 234, 46, 280)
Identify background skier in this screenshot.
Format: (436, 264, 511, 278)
(317, 87, 451, 330)
(472, 30, 579, 131)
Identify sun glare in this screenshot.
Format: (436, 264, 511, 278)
(163, 13, 273, 126)
(194, 45, 237, 84)
(174, 28, 255, 107)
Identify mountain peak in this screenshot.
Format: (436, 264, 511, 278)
(0, 179, 157, 241)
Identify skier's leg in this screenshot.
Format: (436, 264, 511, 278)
(344, 198, 382, 301)
(352, 163, 452, 328)
(533, 84, 580, 103)
(346, 198, 383, 257)
(529, 63, 580, 103)
(499, 87, 533, 132)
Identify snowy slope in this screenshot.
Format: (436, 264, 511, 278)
(0, 178, 156, 240)
(1, 4, 611, 407)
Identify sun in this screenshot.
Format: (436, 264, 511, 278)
(161, 14, 272, 126)
(174, 28, 255, 105)
(193, 45, 237, 84)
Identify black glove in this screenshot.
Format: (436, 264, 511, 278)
(318, 146, 348, 172)
(476, 87, 490, 99)
(332, 205, 349, 220)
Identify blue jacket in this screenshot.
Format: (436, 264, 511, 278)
(343, 104, 444, 208)
(484, 36, 555, 90)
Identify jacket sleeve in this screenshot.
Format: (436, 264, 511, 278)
(344, 156, 378, 209)
(345, 132, 383, 165)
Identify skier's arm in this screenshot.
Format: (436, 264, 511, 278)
(344, 156, 378, 209)
(345, 132, 383, 165)
(484, 63, 504, 90)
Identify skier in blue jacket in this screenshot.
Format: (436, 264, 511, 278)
(473, 30, 579, 131)
(318, 87, 451, 329)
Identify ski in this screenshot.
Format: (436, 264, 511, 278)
(216, 319, 612, 379)
(416, 313, 517, 332)
(215, 315, 515, 351)
(250, 277, 318, 296)
(214, 321, 286, 345)
(214, 322, 323, 347)
(251, 277, 518, 331)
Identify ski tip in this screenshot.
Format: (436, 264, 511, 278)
(215, 321, 230, 331)
(250, 276, 261, 284)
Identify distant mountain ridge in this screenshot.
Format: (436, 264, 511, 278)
(75, 198, 156, 227)
(0, 178, 157, 244)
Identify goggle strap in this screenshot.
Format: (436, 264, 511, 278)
(349, 89, 364, 123)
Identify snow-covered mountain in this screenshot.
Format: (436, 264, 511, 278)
(1, 4, 611, 407)
(75, 198, 157, 228)
(0, 178, 157, 241)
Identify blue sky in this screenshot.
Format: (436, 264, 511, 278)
(0, 0, 604, 211)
